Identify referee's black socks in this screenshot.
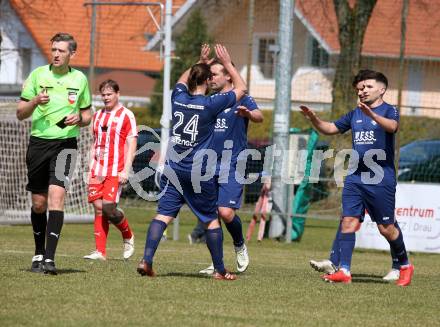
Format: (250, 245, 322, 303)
(31, 208, 47, 256)
(45, 210, 64, 261)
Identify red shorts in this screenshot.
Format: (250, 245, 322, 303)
(88, 176, 122, 203)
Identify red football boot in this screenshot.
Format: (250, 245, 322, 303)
(322, 270, 352, 284)
(213, 270, 237, 281)
(396, 264, 414, 287)
(137, 259, 156, 277)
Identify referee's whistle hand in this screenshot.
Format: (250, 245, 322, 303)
(35, 92, 50, 105)
(64, 113, 80, 126)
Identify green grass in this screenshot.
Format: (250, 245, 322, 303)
(0, 207, 438, 326)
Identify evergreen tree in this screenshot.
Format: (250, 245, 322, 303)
(149, 9, 213, 118)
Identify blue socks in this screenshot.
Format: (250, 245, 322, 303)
(331, 221, 402, 270)
(388, 223, 409, 267)
(143, 219, 167, 265)
(339, 232, 355, 272)
(205, 227, 225, 274)
(225, 215, 244, 248)
(329, 222, 342, 266)
(329, 221, 406, 272)
(390, 222, 401, 269)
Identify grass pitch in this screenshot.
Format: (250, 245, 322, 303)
(0, 206, 438, 326)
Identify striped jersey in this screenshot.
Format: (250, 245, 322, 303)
(90, 106, 137, 177)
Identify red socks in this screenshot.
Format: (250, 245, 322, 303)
(94, 215, 132, 255)
(94, 215, 109, 255)
(116, 217, 133, 239)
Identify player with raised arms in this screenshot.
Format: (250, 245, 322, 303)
(300, 69, 414, 286)
(199, 58, 264, 275)
(137, 44, 247, 280)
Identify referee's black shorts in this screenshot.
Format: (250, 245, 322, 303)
(26, 136, 78, 194)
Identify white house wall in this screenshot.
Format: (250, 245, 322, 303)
(0, 1, 45, 86)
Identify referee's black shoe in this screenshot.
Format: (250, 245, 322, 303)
(43, 259, 57, 275)
(31, 255, 44, 273)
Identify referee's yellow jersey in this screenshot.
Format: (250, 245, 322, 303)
(21, 64, 91, 139)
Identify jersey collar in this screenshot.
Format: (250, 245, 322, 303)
(49, 64, 72, 73)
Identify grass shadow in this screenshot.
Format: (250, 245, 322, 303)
(352, 278, 389, 284)
(54, 268, 87, 274)
(351, 273, 390, 284)
(160, 272, 211, 279)
(22, 268, 86, 274)
(352, 273, 383, 279)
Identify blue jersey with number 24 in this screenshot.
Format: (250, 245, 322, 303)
(167, 83, 236, 172)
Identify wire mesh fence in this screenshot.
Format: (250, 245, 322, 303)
(2, 0, 440, 223)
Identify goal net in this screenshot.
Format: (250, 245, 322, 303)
(0, 105, 93, 225)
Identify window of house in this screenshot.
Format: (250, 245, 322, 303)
(18, 32, 32, 83)
(257, 37, 276, 79)
(20, 48, 31, 81)
(310, 38, 329, 68)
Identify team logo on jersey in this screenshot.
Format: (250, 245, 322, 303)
(354, 131, 376, 144)
(215, 118, 228, 130)
(68, 91, 77, 104)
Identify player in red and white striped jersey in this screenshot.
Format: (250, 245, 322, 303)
(84, 79, 137, 261)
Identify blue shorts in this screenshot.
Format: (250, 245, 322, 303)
(157, 169, 218, 223)
(342, 182, 396, 225)
(216, 172, 243, 209)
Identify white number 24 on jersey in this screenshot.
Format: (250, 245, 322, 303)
(173, 111, 199, 142)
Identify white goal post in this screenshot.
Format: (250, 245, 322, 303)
(0, 106, 93, 225)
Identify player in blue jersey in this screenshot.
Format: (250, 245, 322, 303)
(300, 70, 414, 286)
(198, 59, 263, 275)
(137, 44, 247, 281)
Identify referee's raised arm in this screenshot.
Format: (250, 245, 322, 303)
(17, 89, 50, 120)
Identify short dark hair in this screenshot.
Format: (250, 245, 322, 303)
(210, 59, 235, 75)
(99, 79, 120, 93)
(50, 33, 77, 53)
(352, 69, 388, 89)
(188, 63, 212, 92)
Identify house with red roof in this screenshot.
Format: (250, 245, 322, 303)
(146, 0, 440, 117)
(0, 0, 185, 105)
(2, 0, 440, 116)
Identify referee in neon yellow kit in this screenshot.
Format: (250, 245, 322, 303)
(17, 33, 92, 275)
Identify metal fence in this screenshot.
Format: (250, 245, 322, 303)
(3, 0, 440, 222)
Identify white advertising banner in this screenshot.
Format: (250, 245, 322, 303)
(356, 183, 440, 254)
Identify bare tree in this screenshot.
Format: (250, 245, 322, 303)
(331, 0, 377, 119)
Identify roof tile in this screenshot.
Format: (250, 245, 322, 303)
(11, 0, 186, 72)
(296, 0, 440, 58)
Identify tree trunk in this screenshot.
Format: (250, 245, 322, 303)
(331, 0, 377, 119)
